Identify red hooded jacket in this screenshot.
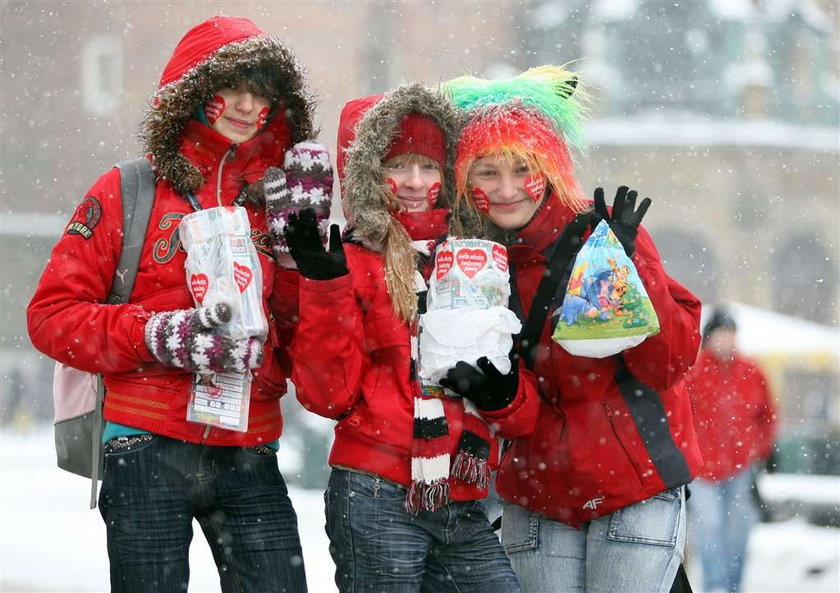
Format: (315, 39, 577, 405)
(495, 197, 704, 527)
(684, 349, 777, 481)
(27, 16, 310, 446)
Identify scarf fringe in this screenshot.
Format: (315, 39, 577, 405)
(451, 449, 491, 489)
(405, 478, 451, 514)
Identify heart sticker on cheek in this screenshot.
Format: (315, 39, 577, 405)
(427, 182, 441, 208)
(471, 187, 490, 214)
(257, 107, 270, 129)
(205, 95, 226, 124)
(524, 174, 546, 202)
(386, 177, 398, 196)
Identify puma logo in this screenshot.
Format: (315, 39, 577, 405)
(115, 268, 128, 285)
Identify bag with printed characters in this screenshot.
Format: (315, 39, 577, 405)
(551, 220, 659, 358)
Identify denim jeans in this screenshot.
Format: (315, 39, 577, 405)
(99, 435, 307, 593)
(501, 487, 686, 593)
(688, 469, 758, 593)
(325, 468, 521, 593)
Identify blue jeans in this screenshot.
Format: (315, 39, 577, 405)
(325, 468, 521, 593)
(501, 488, 686, 593)
(688, 469, 758, 593)
(99, 435, 307, 593)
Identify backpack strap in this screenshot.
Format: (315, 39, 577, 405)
(109, 157, 155, 304)
(86, 157, 155, 508)
(511, 211, 591, 371)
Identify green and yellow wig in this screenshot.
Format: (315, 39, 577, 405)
(442, 65, 590, 213)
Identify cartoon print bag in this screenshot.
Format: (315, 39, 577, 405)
(551, 220, 659, 357)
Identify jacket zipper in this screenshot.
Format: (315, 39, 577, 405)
(216, 145, 236, 206)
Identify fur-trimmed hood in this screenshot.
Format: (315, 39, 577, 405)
(339, 84, 464, 250)
(141, 16, 316, 202)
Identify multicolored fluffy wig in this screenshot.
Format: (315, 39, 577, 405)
(442, 65, 590, 213)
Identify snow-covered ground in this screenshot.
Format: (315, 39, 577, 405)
(1, 428, 838, 593)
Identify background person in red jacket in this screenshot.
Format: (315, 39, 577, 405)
(685, 308, 778, 593)
(26, 16, 323, 593)
(444, 66, 704, 593)
(285, 83, 539, 593)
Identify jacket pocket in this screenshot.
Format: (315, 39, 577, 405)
(603, 401, 646, 487)
(607, 487, 682, 547)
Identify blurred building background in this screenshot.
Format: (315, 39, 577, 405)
(2, 0, 838, 482)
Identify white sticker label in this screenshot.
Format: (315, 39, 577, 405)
(187, 371, 251, 432)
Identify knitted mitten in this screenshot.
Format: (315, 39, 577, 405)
(265, 141, 333, 255)
(144, 302, 263, 373)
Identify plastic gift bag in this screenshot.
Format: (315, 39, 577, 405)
(552, 220, 659, 358)
(179, 206, 268, 341)
(419, 238, 521, 384)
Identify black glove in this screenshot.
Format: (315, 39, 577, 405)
(593, 186, 652, 257)
(284, 208, 348, 280)
(439, 356, 518, 411)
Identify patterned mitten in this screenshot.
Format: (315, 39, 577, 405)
(145, 302, 263, 373)
(265, 141, 334, 256)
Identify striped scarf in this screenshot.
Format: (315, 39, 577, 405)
(405, 233, 493, 514)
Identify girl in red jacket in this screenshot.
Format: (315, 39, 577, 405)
(27, 16, 325, 593)
(444, 66, 704, 593)
(285, 84, 539, 593)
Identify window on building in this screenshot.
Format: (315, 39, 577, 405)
(81, 35, 122, 116)
(772, 233, 836, 323)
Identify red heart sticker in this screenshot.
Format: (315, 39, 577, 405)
(435, 250, 453, 279)
(427, 182, 441, 208)
(386, 177, 398, 196)
(233, 262, 253, 292)
(492, 244, 509, 272)
(257, 107, 270, 129)
(190, 273, 209, 303)
(471, 187, 490, 214)
(456, 248, 488, 278)
(205, 95, 226, 124)
(524, 174, 546, 201)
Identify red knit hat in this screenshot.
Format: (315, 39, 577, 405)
(385, 112, 446, 168)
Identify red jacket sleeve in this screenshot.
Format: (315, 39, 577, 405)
(476, 360, 539, 439)
(269, 265, 300, 376)
(26, 168, 154, 374)
(291, 273, 368, 418)
(621, 226, 702, 391)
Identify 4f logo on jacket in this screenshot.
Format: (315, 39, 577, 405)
(582, 496, 605, 510)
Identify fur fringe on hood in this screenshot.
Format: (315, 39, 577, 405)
(343, 83, 483, 249)
(341, 84, 484, 322)
(141, 33, 316, 202)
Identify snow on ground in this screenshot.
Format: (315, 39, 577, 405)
(1, 427, 838, 593)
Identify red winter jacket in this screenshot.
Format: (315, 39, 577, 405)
(27, 16, 309, 446)
(292, 231, 539, 500)
(495, 197, 704, 527)
(684, 349, 777, 481)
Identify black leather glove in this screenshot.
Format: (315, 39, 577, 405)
(284, 209, 348, 280)
(593, 186, 652, 257)
(439, 356, 518, 411)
